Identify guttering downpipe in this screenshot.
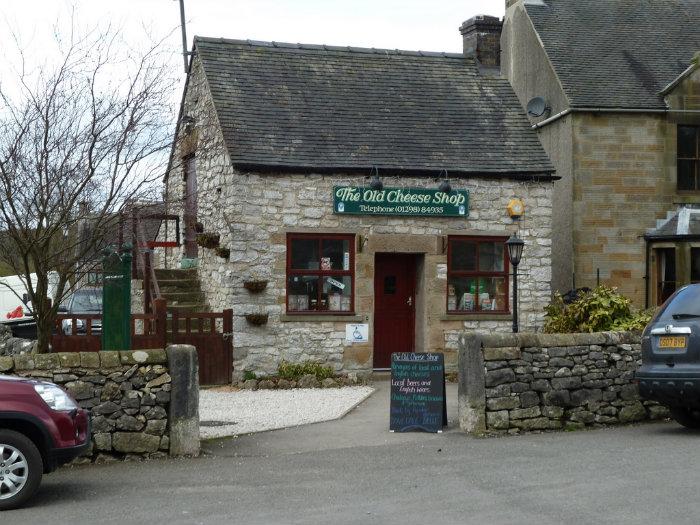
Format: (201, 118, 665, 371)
(532, 107, 700, 130)
(532, 108, 571, 129)
(644, 239, 650, 310)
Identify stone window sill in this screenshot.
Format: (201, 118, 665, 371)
(439, 313, 512, 322)
(280, 314, 364, 323)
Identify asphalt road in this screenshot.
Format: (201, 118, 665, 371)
(6, 384, 700, 525)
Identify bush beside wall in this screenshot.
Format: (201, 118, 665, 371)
(458, 331, 669, 434)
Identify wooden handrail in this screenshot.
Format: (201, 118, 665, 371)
(134, 214, 162, 313)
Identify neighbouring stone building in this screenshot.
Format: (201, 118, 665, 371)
(497, 0, 700, 307)
(161, 30, 558, 379)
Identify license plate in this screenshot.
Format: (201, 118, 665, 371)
(658, 336, 687, 349)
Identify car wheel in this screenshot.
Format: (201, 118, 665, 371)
(669, 407, 700, 429)
(0, 430, 43, 511)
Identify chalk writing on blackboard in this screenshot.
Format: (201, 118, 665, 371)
(390, 352, 446, 433)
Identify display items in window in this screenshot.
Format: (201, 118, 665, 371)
(287, 234, 354, 314)
(447, 237, 509, 314)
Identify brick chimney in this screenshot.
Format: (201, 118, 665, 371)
(459, 15, 503, 67)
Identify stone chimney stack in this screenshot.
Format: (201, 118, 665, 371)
(459, 15, 503, 67)
(506, 0, 519, 8)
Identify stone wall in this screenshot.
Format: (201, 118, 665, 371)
(0, 346, 200, 462)
(0, 324, 35, 356)
(571, 112, 671, 306)
(457, 331, 668, 434)
(162, 54, 555, 380)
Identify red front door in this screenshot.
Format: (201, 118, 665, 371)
(373, 254, 416, 368)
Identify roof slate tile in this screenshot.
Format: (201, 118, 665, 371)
(193, 37, 555, 176)
(525, 0, 700, 109)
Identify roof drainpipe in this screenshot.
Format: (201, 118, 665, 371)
(532, 107, 700, 130)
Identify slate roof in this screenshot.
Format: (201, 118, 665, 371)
(193, 37, 555, 176)
(525, 0, 700, 109)
(646, 206, 700, 239)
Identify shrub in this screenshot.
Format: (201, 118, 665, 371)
(242, 370, 257, 381)
(278, 361, 334, 381)
(544, 285, 654, 333)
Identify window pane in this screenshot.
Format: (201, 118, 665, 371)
(287, 275, 319, 311)
(290, 239, 319, 270)
(692, 248, 700, 283)
(450, 241, 477, 271)
(323, 275, 352, 311)
(478, 277, 508, 311)
(448, 276, 477, 311)
(478, 242, 504, 272)
(656, 284, 700, 320)
(678, 160, 697, 190)
(321, 239, 351, 271)
(656, 248, 676, 305)
(678, 126, 698, 158)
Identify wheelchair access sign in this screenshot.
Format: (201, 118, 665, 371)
(345, 323, 369, 343)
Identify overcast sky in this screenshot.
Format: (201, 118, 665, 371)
(3, 0, 504, 66)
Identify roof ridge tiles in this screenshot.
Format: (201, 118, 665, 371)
(194, 36, 464, 59)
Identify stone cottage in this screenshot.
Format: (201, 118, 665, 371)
(161, 29, 557, 379)
(497, 0, 700, 307)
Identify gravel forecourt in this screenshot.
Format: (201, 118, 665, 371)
(199, 386, 375, 439)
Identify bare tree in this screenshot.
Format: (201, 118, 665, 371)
(0, 19, 178, 352)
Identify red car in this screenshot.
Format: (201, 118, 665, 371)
(0, 375, 90, 510)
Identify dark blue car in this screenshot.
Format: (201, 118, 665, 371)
(637, 284, 700, 428)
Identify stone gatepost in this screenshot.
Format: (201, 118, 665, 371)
(458, 334, 486, 434)
(167, 344, 200, 456)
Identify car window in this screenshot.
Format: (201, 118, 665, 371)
(70, 291, 103, 312)
(655, 285, 700, 321)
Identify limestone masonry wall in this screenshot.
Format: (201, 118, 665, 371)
(458, 331, 668, 434)
(0, 347, 200, 462)
(162, 58, 554, 380)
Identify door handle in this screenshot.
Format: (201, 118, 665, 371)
(407, 296, 413, 306)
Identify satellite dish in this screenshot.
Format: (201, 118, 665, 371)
(527, 97, 550, 118)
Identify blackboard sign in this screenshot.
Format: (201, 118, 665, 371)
(390, 352, 447, 433)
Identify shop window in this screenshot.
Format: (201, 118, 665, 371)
(447, 236, 509, 313)
(677, 125, 700, 191)
(655, 247, 676, 305)
(286, 233, 354, 313)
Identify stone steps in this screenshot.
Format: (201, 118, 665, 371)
(160, 290, 205, 305)
(154, 268, 198, 281)
(153, 267, 210, 316)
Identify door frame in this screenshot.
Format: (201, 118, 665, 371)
(373, 252, 417, 369)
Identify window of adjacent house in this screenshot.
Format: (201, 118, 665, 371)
(286, 233, 355, 313)
(447, 236, 509, 313)
(678, 125, 700, 191)
(655, 247, 676, 305)
(691, 248, 700, 284)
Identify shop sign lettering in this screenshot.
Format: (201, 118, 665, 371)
(333, 186, 469, 217)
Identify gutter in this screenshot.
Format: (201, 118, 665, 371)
(532, 107, 700, 130)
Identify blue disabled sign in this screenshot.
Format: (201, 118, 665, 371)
(390, 352, 447, 433)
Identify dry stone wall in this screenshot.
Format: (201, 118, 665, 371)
(0, 346, 200, 462)
(0, 324, 35, 356)
(458, 331, 669, 434)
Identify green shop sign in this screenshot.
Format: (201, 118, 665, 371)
(333, 186, 469, 217)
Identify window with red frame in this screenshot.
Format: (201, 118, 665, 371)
(447, 236, 509, 313)
(286, 234, 355, 313)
